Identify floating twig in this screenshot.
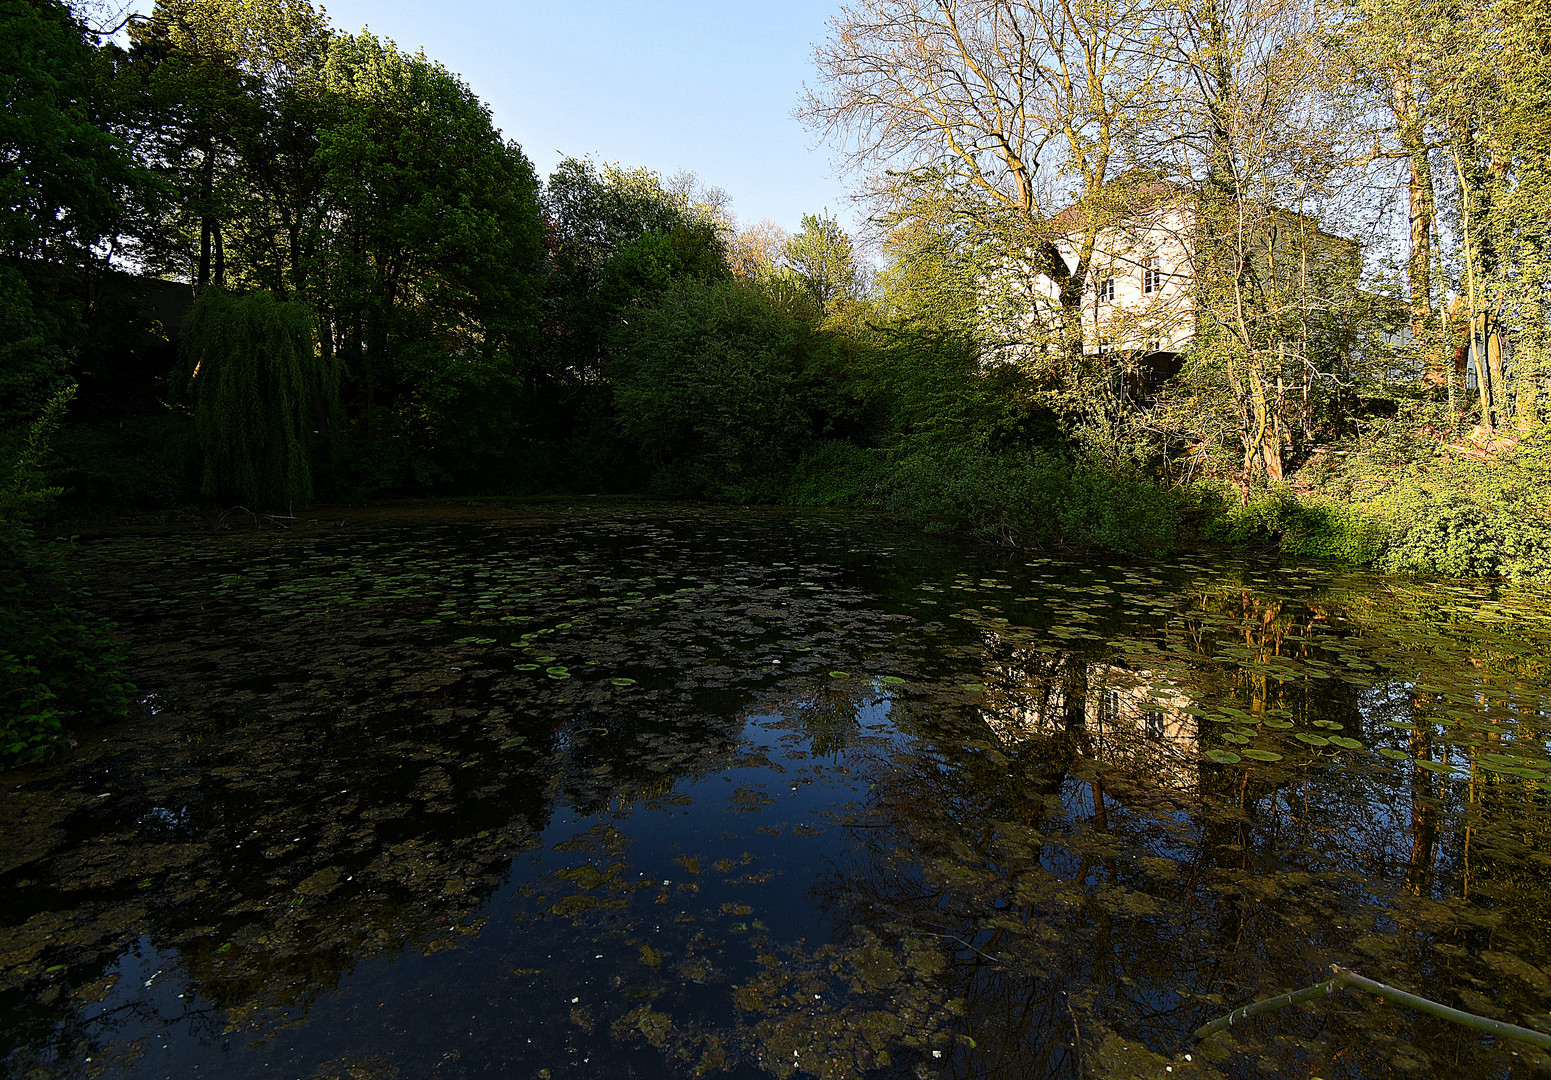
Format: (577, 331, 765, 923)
(1193, 965, 1551, 1051)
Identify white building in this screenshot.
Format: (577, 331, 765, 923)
(1028, 179, 1365, 383)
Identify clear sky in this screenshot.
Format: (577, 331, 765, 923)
(135, 0, 862, 237)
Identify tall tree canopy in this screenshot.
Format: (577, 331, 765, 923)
(1, 0, 150, 419)
(783, 212, 862, 308)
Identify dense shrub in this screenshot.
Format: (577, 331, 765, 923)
(785, 441, 890, 508)
(51, 415, 200, 511)
(1, 389, 135, 769)
(1202, 484, 1387, 563)
(1372, 486, 1551, 580)
(883, 447, 1180, 554)
(610, 279, 827, 502)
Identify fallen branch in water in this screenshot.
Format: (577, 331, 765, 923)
(1193, 965, 1551, 1051)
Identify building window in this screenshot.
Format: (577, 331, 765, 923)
(1145, 336, 1162, 353)
(1100, 689, 1120, 724)
(1145, 709, 1166, 740)
(1142, 257, 1161, 295)
(1096, 277, 1115, 302)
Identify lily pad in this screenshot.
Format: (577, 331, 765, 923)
(1206, 749, 1242, 764)
(1327, 736, 1362, 750)
(881, 676, 907, 686)
(1241, 749, 1284, 762)
(609, 677, 637, 687)
(1295, 733, 1330, 747)
(829, 671, 851, 679)
(962, 683, 986, 693)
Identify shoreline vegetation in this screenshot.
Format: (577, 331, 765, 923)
(4, 0, 1550, 768)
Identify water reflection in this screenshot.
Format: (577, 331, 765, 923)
(2, 505, 1550, 1079)
(983, 656, 1200, 791)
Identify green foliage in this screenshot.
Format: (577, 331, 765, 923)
(785, 441, 890, 508)
(1, 0, 154, 420)
(1190, 426, 1551, 580)
(783, 211, 861, 307)
(181, 287, 335, 508)
(50, 415, 200, 510)
(883, 447, 1180, 554)
(1201, 484, 1387, 563)
(1367, 435, 1551, 580)
(610, 279, 824, 502)
(1, 386, 135, 770)
(1374, 494, 1551, 579)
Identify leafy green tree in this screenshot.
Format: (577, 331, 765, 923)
(609, 280, 824, 501)
(129, 0, 331, 295)
(783, 211, 862, 307)
(180, 287, 335, 508)
(312, 31, 543, 485)
(541, 157, 731, 378)
(1, 0, 151, 421)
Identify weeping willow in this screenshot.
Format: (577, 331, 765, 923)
(181, 289, 337, 510)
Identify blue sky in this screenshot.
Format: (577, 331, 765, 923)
(141, 0, 861, 236)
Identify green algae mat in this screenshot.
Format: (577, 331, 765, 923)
(3, 502, 1551, 1079)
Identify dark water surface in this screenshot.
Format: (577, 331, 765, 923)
(5, 503, 1551, 1080)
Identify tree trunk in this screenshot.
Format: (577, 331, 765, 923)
(197, 142, 216, 293)
(1392, 71, 1437, 352)
(1243, 367, 1283, 482)
(1486, 322, 1505, 429)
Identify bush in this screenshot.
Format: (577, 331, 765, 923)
(610, 279, 825, 502)
(51, 415, 200, 511)
(1, 388, 135, 769)
(785, 441, 889, 508)
(1373, 488, 1551, 580)
(882, 447, 1180, 554)
(1202, 485, 1387, 563)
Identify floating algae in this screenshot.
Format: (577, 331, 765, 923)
(2, 502, 1546, 1080)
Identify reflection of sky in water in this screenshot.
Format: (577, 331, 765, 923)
(6, 506, 1551, 1079)
(61, 698, 907, 1079)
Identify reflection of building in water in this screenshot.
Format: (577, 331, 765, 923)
(980, 653, 1200, 789)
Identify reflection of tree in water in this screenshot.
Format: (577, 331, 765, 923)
(552, 702, 745, 815)
(10, 515, 1551, 1078)
(789, 619, 1551, 1079)
(0, 611, 774, 1075)
(791, 681, 865, 758)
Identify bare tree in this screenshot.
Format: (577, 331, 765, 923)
(801, 0, 1160, 353)
(1143, 0, 1359, 482)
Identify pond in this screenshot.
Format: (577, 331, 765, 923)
(4, 502, 1551, 1080)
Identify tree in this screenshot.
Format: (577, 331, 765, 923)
(129, 0, 332, 295)
(1, 0, 150, 420)
(1340, 0, 1440, 346)
(802, 0, 1160, 354)
(540, 157, 730, 384)
(180, 286, 335, 508)
(313, 31, 543, 466)
(729, 219, 790, 281)
(1143, 0, 1363, 483)
(783, 211, 862, 307)
(609, 279, 823, 501)
(1421, 0, 1551, 433)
